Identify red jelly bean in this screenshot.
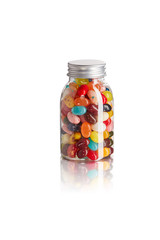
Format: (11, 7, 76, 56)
(67, 144, 77, 158)
(87, 104, 98, 115)
(101, 93, 107, 104)
(110, 147, 114, 154)
(87, 150, 98, 160)
(77, 85, 89, 96)
(103, 118, 111, 127)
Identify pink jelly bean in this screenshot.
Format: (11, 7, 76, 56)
(62, 124, 73, 135)
(87, 90, 98, 104)
(67, 111, 80, 124)
(106, 120, 114, 132)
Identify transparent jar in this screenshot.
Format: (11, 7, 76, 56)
(60, 60, 114, 161)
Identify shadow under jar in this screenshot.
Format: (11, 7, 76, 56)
(60, 60, 114, 161)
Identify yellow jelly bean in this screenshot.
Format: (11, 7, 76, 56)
(75, 78, 89, 85)
(74, 132, 81, 140)
(63, 95, 74, 108)
(103, 130, 109, 139)
(61, 134, 70, 144)
(108, 110, 113, 118)
(103, 91, 113, 101)
(69, 134, 76, 144)
(90, 131, 103, 143)
(103, 147, 110, 157)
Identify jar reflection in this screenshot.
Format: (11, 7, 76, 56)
(61, 156, 113, 191)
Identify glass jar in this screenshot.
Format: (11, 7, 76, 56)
(60, 60, 114, 161)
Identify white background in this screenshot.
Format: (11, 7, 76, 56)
(0, 0, 160, 239)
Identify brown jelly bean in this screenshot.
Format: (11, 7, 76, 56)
(76, 138, 90, 149)
(87, 104, 98, 115)
(84, 112, 97, 124)
(77, 148, 88, 158)
(104, 138, 113, 147)
(61, 144, 69, 155)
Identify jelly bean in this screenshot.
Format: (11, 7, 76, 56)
(87, 82, 94, 90)
(90, 131, 103, 143)
(69, 134, 76, 144)
(110, 147, 114, 154)
(63, 88, 76, 98)
(77, 84, 89, 96)
(87, 150, 98, 160)
(108, 110, 113, 118)
(103, 147, 110, 157)
(87, 169, 98, 179)
(103, 112, 109, 121)
(101, 93, 107, 104)
(103, 91, 113, 101)
(87, 90, 98, 104)
(103, 130, 109, 139)
(84, 112, 97, 124)
(109, 131, 114, 138)
(74, 132, 81, 140)
(87, 104, 98, 115)
(79, 115, 86, 123)
(71, 106, 87, 115)
(68, 122, 81, 132)
(75, 78, 89, 85)
(103, 118, 111, 127)
(61, 114, 65, 122)
(67, 111, 80, 124)
(62, 124, 73, 135)
(61, 101, 71, 116)
(104, 138, 113, 147)
(103, 104, 112, 112)
(63, 95, 75, 108)
(91, 122, 106, 132)
(77, 148, 88, 158)
(74, 97, 90, 107)
(88, 138, 98, 151)
(67, 144, 77, 158)
(106, 88, 110, 91)
(61, 128, 66, 134)
(61, 144, 69, 155)
(76, 138, 90, 149)
(69, 82, 79, 91)
(66, 85, 69, 88)
(106, 120, 114, 132)
(81, 121, 91, 138)
(99, 85, 106, 92)
(61, 134, 70, 144)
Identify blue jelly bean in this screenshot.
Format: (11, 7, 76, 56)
(89, 79, 92, 82)
(88, 138, 98, 151)
(66, 85, 69, 88)
(87, 169, 98, 180)
(106, 88, 110, 91)
(71, 106, 87, 115)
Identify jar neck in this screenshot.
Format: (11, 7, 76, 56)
(68, 77, 105, 84)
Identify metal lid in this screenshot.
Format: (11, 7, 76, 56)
(67, 59, 106, 78)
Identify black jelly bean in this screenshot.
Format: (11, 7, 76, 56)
(109, 131, 114, 138)
(103, 104, 112, 112)
(68, 122, 81, 132)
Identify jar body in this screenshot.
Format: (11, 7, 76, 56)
(60, 77, 114, 161)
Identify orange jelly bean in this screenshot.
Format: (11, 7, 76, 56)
(81, 122, 91, 138)
(74, 97, 90, 107)
(69, 82, 79, 91)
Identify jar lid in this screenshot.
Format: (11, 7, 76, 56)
(67, 59, 106, 78)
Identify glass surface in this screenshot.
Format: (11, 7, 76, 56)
(60, 77, 114, 161)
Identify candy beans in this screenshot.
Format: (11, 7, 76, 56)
(103, 104, 112, 112)
(67, 112, 80, 124)
(91, 122, 106, 132)
(87, 90, 98, 104)
(77, 85, 89, 96)
(104, 138, 113, 147)
(103, 91, 113, 101)
(88, 138, 98, 151)
(101, 93, 107, 104)
(77, 148, 88, 158)
(106, 120, 114, 132)
(75, 78, 89, 85)
(84, 112, 97, 124)
(63, 95, 75, 108)
(81, 122, 91, 138)
(62, 124, 73, 135)
(103, 112, 109, 121)
(74, 97, 90, 107)
(90, 131, 103, 143)
(72, 106, 87, 115)
(87, 150, 98, 160)
(67, 144, 77, 158)
(76, 138, 90, 149)
(87, 104, 98, 115)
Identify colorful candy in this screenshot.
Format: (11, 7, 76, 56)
(71, 106, 87, 115)
(61, 78, 114, 161)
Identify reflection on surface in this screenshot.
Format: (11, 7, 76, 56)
(61, 156, 113, 191)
